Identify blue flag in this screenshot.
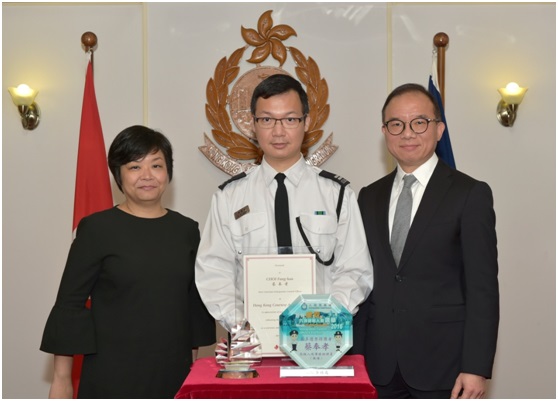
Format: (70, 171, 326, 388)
(428, 52, 456, 168)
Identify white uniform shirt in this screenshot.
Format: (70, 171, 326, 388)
(196, 156, 374, 330)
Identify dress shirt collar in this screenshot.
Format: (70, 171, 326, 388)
(261, 155, 306, 188)
(395, 153, 438, 188)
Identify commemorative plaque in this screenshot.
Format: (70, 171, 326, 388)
(279, 294, 353, 369)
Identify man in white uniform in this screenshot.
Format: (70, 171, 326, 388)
(196, 74, 373, 331)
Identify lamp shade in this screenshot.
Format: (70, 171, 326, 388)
(8, 84, 38, 107)
(498, 82, 527, 105)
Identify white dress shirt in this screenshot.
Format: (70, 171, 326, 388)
(388, 154, 439, 239)
(196, 156, 374, 330)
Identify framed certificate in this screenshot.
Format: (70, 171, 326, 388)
(243, 254, 316, 356)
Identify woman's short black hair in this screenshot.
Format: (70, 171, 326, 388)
(108, 125, 173, 192)
(250, 74, 310, 116)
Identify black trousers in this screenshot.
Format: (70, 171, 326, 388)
(374, 365, 452, 399)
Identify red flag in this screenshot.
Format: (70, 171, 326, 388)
(71, 60, 113, 398)
(73, 61, 113, 233)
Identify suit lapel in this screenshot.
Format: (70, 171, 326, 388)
(398, 161, 453, 270)
(378, 170, 397, 268)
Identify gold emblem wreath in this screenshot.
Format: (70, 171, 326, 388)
(200, 10, 338, 176)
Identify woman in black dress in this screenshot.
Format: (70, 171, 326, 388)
(41, 125, 215, 398)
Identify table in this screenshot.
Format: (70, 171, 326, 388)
(175, 355, 377, 399)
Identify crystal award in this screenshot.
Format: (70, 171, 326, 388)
(215, 320, 261, 378)
(279, 294, 353, 369)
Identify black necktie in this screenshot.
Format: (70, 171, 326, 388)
(275, 173, 292, 254)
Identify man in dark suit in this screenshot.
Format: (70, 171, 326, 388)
(354, 83, 499, 398)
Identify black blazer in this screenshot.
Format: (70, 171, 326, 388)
(354, 160, 499, 391)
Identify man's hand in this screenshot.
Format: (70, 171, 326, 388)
(451, 373, 487, 399)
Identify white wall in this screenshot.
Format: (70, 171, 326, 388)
(2, 2, 555, 398)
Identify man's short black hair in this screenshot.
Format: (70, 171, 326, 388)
(381, 83, 441, 122)
(250, 74, 309, 116)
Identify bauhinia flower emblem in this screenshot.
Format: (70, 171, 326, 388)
(241, 10, 297, 66)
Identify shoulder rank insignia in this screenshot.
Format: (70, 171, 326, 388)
(218, 172, 247, 190)
(319, 170, 350, 187)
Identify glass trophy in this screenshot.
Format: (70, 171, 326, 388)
(215, 320, 262, 379)
(279, 294, 353, 369)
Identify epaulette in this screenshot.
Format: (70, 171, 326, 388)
(318, 170, 348, 223)
(319, 170, 350, 187)
(218, 172, 247, 190)
(296, 169, 349, 268)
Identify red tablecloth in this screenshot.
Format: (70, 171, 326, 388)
(175, 355, 377, 399)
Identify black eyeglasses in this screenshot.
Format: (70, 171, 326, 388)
(384, 117, 440, 136)
(253, 115, 306, 129)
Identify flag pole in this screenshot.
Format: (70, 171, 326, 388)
(433, 32, 449, 107)
(72, 30, 110, 399)
(81, 31, 98, 75)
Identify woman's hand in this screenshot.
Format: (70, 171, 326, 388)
(48, 355, 74, 399)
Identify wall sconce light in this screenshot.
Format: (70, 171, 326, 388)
(497, 82, 527, 127)
(8, 84, 41, 130)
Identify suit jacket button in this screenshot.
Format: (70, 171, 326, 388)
(395, 274, 403, 282)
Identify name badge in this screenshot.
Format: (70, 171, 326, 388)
(234, 205, 250, 220)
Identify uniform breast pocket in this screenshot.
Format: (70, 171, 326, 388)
(297, 213, 338, 260)
(230, 212, 267, 250)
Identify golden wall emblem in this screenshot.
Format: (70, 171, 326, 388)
(199, 10, 338, 176)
